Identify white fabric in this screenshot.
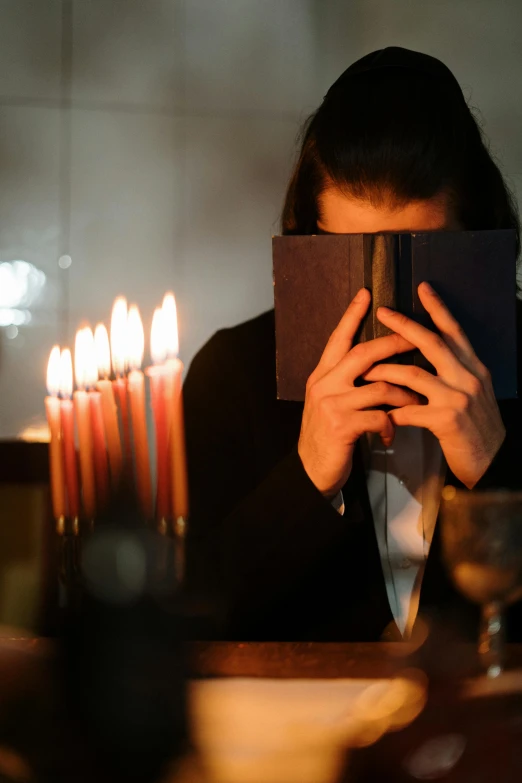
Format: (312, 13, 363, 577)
(330, 490, 345, 515)
(366, 426, 445, 637)
(332, 427, 445, 638)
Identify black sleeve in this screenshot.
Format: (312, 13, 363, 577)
(183, 330, 355, 630)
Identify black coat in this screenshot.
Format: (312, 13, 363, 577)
(183, 309, 522, 642)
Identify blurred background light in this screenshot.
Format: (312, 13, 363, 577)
(0, 260, 46, 327)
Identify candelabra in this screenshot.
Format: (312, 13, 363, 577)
(46, 292, 190, 607)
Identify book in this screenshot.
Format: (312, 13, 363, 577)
(273, 230, 517, 401)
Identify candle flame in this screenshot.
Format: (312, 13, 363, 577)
(162, 292, 179, 358)
(83, 326, 98, 388)
(94, 323, 111, 379)
(46, 345, 61, 396)
(59, 348, 73, 399)
(110, 296, 128, 377)
(150, 307, 166, 365)
(127, 305, 144, 371)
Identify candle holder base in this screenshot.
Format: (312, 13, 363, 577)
(55, 515, 84, 614)
(173, 515, 187, 586)
(56, 516, 80, 585)
(155, 515, 188, 587)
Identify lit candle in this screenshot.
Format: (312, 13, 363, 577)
(59, 348, 80, 521)
(95, 323, 123, 489)
(163, 293, 189, 525)
(84, 326, 110, 511)
(110, 297, 132, 470)
(146, 307, 170, 524)
(74, 328, 96, 519)
(127, 305, 152, 519)
(162, 293, 177, 434)
(45, 345, 66, 521)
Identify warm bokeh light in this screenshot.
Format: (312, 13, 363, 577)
(94, 323, 111, 379)
(18, 423, 51, 442)
(150, 307, 166, 365)
(162, 292, 179, 358)
(59, 348, 73, 399)
(46, 345, 61, 396)
(0, 260, 46, 327)
(127, 305, 145, 371)
(110, 296, 128, 377)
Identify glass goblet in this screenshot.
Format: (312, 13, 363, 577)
(440, 487, 522, 678)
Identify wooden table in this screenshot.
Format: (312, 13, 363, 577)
(185, 640, 522, 679)
(5, 637, 522, 677)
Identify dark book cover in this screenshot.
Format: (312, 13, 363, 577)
(273, 230, 517, 401)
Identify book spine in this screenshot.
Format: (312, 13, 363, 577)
(368, 234, 397, 339)
(396, 233, 412, 318)
(361, 235, 374, 342)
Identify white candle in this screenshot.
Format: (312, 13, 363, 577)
(95, 322, 123, 488)
(146, 307, 170, 523)
(74, 328, 96, 519)
(163, 293, 189, 523)
(110, 296, 132, 470)
(45, 345, 66, 521)
(84, 326, 110, 510)
(127, 305, 152, 518)
(59, 348, 80, 520)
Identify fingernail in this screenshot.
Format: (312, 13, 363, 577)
(354, 287, 368, 303)
(377, 306, 394, 316)
(421, 281, 434, 294)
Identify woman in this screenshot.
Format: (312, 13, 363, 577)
(183, 47, 522, 642)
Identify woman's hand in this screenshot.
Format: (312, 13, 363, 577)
(298, 288, 420, 497)
(363, 281, 505, 489)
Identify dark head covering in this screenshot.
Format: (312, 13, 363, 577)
(325, 46, 466, 105)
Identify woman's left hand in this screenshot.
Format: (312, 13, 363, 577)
(362, 281, 505, 488)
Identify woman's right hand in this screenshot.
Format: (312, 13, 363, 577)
(297, 288, 421, 497)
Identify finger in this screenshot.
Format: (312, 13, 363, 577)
(348, 409, 396, 447)
(389, 404, 446, 431)
(314, 288, 371, 380)
(324, 333, 415, 389)
(388, 405, 456, 434)
(347, 382, 421, 410)
(417, 282, 486, 377)
(363, 363, 448, 402)
(322, 395, 396, 446)
(389, 404, 469, 443)
(376, 305, 465, 382)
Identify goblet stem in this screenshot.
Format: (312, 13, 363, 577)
(479, 600, 505, 678)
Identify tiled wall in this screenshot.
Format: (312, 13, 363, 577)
(0, 0, 521, 439)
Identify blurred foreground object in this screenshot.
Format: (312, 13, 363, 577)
(188, 670, 426, 783)
(2, 639, 522, 782)
(441, 488, 522, 678)
(346, 675, 522, 782)
(63, 487, 189, 783)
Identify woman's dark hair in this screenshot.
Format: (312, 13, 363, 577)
(281, 48, 520, 257)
